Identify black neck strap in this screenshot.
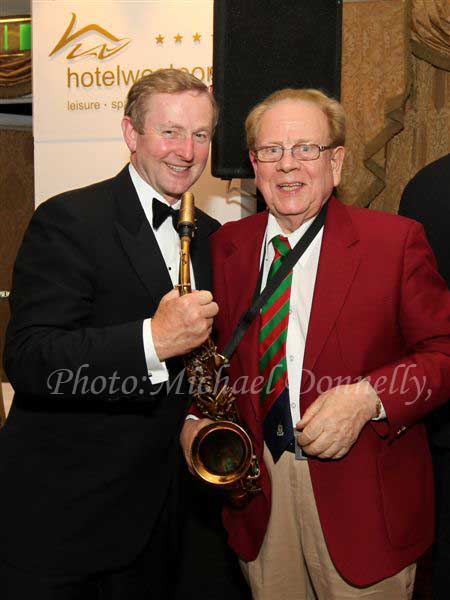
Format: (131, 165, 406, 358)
(222, 201, 328, 361)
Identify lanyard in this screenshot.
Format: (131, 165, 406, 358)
(222, 201, 328, 361)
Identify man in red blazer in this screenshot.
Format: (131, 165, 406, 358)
(181, 88, 450, 599)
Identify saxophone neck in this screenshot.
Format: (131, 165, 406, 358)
(177, 192, 196, 296)
(178, 236, 191, 296)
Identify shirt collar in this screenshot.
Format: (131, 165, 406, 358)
(266, 210, 320, 248)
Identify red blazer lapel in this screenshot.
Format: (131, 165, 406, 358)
(302, 197, 361, 390)
(222, 212, 268, 423)
(219, 199, 361, 419)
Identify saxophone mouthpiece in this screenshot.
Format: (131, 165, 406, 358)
(178, 192, 196, 238)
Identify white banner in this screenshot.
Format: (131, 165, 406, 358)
(32, 1, 253, 220)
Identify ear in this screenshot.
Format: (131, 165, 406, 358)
(330, 146, 345, 187)
(249, 150, 258, 178)
(121, 116, 139, 153)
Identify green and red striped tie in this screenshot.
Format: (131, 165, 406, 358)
(259, 235, 292, 414)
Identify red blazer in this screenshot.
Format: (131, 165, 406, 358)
(210, 197, 450, 586)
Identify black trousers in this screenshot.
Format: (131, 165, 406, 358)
(175, 473, 251, 600)
(0, 504, 174, 600)
(1, 488, 250, 600)
(432, 445, 450, 600)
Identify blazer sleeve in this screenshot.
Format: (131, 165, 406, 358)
(368, 221, 450, 440)
(4, 198, 157, 400)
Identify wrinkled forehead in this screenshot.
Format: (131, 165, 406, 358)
(256, 99, 330, 144)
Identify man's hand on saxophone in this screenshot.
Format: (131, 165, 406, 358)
(151, 288, 219, 361)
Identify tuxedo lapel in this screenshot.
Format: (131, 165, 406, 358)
(115, 220, 173, 304)
(112, 166, 173, 308)
(302, 197, 361, 385)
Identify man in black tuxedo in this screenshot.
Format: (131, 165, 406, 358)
(399, 153, 450, 600)
(399, 154, 450, 284)
(0, 69, 232, 599)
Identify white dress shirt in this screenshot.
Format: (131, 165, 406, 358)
(260, 213, 323, 425)
(128, 163, 195, 385)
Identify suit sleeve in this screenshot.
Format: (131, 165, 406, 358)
(368, 221, 450, 440)
(4, 199, 158, 401)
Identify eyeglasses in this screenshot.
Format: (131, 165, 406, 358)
(253, 143, 333, 163)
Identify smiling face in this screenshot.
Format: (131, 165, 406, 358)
(122, 90, 214, 204)
(250, 99, 345, 232)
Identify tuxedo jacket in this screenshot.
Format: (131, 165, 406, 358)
(0, 166, 219, 574)
(399, 153, 450, 287)
(210, 196, 450, 586)
(399, 153, 450, 447)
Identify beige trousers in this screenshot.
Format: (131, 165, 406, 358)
(240, 446, 416, 600)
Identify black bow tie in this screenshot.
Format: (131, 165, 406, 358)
(152, 197, 179, 230)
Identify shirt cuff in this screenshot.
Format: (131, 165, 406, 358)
(372, 401, 387, 420)
(143, 318, 169, 384)
(185, 414, 200, 421)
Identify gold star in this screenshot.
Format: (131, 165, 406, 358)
(174, 33, 183, 43)
(193, 32, 201, 42)
(155, 34, 164, 45)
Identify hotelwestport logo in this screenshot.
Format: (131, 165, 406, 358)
(48, 12, 210, 95)
(49, 13, 131, 60)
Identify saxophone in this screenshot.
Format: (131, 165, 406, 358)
(177, 192, 260, 506)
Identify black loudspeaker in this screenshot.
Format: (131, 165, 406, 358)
(212, 0, 342, 180)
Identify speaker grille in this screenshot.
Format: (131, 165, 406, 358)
(212, 0, 342, 179)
